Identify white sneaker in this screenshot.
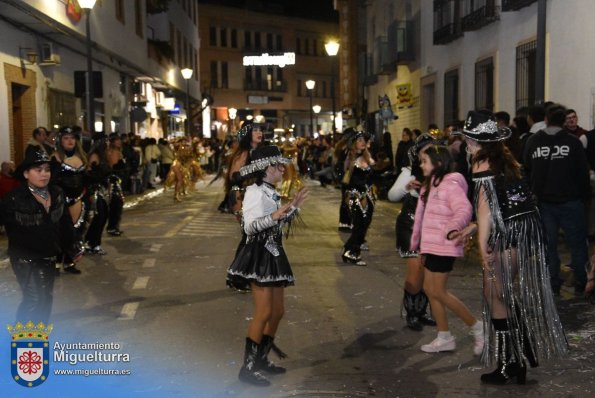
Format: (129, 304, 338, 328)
(421, 336, 456, 353)
(471, 326, 485, 356)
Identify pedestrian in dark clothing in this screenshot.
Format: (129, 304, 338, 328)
(395, 128, 415, 176)
(0, 150, 81, 323)
(524, 104, 591, 295)
(383, 130, 394, 168)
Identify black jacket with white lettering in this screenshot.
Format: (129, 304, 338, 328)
(523, 128, 590, 203)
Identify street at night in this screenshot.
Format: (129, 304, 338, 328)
(2, 180, 593, 397)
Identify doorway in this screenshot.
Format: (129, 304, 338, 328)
(11, 82, 28, 164)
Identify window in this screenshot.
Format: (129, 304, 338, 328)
(475, 57, 494, 111)
(516, 40, 537, 110)
(433, 0, 462, 45)
(245, 67, 253, 86)
(115, 0, 124, 24)
(255, 67, 262, 85)
(276, 35, 282, 51)
(220, 28, 227, 47)
(134, 0, 143, 38)
(210, 61, 218, 88)
(267, 33, 273, 50)
(244, 31, 251, 49)
(231, 29, 238, 48)
(254, 32, 261, 49)
(313, 39, 318, 56)
(222, 62, 228, 89)
(210, 26, 217, 46)
(444, 69, 459, 125)
(296, 38, 301, 54)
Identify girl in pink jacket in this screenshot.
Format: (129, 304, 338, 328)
(410, 145, 483, 354)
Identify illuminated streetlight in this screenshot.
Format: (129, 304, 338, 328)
(181, 68, 193, 135)
(80, 0, 97, 135)
(312, 105, 321, 134)
(325, 40, 340, 136)
(305, 80, 316, 137)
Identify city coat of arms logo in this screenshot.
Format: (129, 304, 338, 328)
(7, 321, 53, 387)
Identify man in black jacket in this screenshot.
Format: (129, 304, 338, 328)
(524, 104, 590, 295)
(0, 150, 82, 323)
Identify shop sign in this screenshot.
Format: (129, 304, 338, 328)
(243, 53, 295, 68)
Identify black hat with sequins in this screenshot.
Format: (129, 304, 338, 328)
(15, 149, 51, 180)
(457, 110, 512, 142)
(239, 145, 291, 177)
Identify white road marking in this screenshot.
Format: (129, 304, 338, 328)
(132, 276, 150, 290)
(149, 244, 163, 252)
(118, 302, 140, 320)
(142, 258, 156, 268)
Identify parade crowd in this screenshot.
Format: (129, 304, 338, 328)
(1, 102, 595, 389)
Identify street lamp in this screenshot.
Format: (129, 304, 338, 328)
(305, 79, 316, 137)
(181, 68, 193, 136)
(325, 40, 340, 136)
(312, 105, 321, 135)
(228, 107, 237, 133)
(79, 0, 97, 135)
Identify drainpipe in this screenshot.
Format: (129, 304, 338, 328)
(535, 0, 546, 104)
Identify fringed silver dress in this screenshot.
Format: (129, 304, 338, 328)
(472, 170, 568, 366)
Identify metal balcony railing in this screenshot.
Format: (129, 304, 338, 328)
(386, 20, 415, 66)
(433, 22, 463, 45)
(462, 5, 500, 31)
(502, 0, 537, 11)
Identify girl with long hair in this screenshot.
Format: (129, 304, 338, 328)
(454, 110, 568, 384)
(410, 145, 483, 354)
(341, 131, 375, 266)
(226, 145, 308, 386)
(51, 126, 88, 274)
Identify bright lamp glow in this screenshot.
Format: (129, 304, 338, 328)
(228, 107, 237, 120)
(78, 0, 97, 9)
(305, 80, 316, 90)
(181, 68, 193, 80)
(312, 105, 321, 114)
(325, 40, 340, 56)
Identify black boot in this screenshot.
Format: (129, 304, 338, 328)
(403, 290, 423, 331)
(238, 338, 270, 386)
(257, 335, 287, 374)
(481, 319, 527, 385)
(416, 290, 437, 326)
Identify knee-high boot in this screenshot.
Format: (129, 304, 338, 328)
(403, 290, 422, 331)
(480, 319, 526, 385)
(257, 335, 287, 374)
(415, 290, 437, 326)
(238, 338, 270, 386)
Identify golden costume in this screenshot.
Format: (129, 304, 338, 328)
(278, 138, 303, 199)
(165, 138, 204, 202)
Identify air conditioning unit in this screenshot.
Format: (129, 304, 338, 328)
(39, 43, 60, 66)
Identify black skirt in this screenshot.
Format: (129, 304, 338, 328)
(396, 193, 418, 258)
(226, 228, 295, 288)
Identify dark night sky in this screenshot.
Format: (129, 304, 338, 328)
(197, 0, 339, 22)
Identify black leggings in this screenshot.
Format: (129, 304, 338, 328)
(86, 196, 108, 247)
(344, 200, 374, 256)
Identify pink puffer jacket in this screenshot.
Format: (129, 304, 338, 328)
(410, 172, 472, 257)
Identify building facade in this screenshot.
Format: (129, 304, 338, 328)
(359, 0, 595, 157)
(197, 2, 339, 138)
(0, 0, 200, 164)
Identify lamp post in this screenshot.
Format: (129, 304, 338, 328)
(79, 0, 97, 135)
(312, 104, 321, 135)
(181, 68, 193, 136)
(325, 40, 340, 136)
(305, 79, 316, 137)
(228, 107, 237, 133)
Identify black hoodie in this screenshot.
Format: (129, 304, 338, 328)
(523, 127, 590, 203)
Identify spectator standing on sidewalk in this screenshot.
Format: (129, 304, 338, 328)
(524, 104, 590, 296)
(106, 133, 125, 236)
(0, 161, 20, 199)
(143, 138, 160, 189)
(84, 135, 111, 255)
(410, 145, 483, 355)
(564, 109, 588, 148)
(456, 110, 568, 385)
(158, 138, 174, 182)
(25, 127, 54, 158)
(0, 150, 82, 323)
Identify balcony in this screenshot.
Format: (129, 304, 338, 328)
(373, 36, 391, 75)
(433, 23, 462, 45)
(386, 20, 415, 66)
(462, 5, 500, 31)
(502, 0, 537, 11)
(244, 80, 287, 92)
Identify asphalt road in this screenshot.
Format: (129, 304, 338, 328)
(0, 178, 594, 398)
